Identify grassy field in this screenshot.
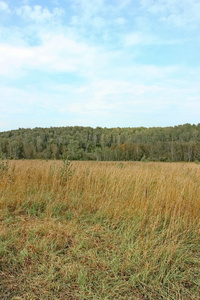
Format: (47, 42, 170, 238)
(0, 160, 200, 300)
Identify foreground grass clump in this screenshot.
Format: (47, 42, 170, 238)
(0, 160, 200, 300)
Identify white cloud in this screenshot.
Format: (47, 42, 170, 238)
(0, 1, 10, 13)
(0, 44, 31, 76)
(124, 32, 158, 46)
(125, 32, 144, 46)
(54, 74, 197, 118)
(16, 5, 64, 23)
(124, 30, 184, 47)
(70, 0, 107, 31)
(0, 33, 100, 77)
(0, 1, 199, 130)
(140, 0, 200, 28)
(115, 17, 127, 25)
(72, 0, 105, 17)
(117, 0, 132, 9)
(70, 0, 130, 30)
(1, 62, 199, 130)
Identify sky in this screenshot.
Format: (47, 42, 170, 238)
(0, 0, 200, 131)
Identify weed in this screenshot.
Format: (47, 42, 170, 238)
(59, 159, 76, 184)
(0, 153, 9, 176)
(0, 160, 199, 299)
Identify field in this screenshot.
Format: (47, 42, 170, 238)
(0, 160, 200, 300)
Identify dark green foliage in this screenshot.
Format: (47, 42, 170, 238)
(0, 124, 200, 161)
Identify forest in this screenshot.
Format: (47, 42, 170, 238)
(0, 123, 200, 161)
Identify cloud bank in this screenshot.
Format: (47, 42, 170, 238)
(0, 0, 199, 131)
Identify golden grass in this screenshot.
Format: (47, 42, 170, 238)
(0, 160, 200, 299)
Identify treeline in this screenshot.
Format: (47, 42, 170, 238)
(0, 124, 200, 161)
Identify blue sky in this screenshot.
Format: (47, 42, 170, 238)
(0, 0, 200, 131)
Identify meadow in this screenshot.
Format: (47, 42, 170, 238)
(0, 160, 199, 299)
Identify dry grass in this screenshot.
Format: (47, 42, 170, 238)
(0, 160, 200, 299)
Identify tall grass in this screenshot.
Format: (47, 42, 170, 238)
(0, 160, 200, 299)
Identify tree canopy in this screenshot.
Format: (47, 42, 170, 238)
(0, 124, 200, 162)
